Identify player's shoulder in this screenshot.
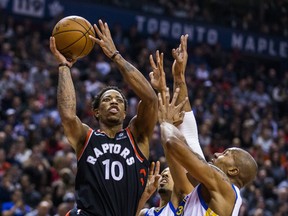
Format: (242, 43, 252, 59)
(139, 207, 150, 216)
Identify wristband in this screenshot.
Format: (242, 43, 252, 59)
(111, 51, 120, 59)
(58, 63, 70, 68)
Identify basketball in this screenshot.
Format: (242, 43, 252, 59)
(52, 15, 95, 60)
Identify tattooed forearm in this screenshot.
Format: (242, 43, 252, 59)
(113, 56, 157, 105)
(58, 95, 76, 109)
(57, 67, 76, 114)
(58, 66, 71, 79)
(191, 150, 207, 164)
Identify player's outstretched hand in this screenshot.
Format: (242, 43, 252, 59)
(90, 19, 118, 59)
(149, 50, 166, 93)
(50, 37, 76, 67)
(172, 34, 188, 80)
(143, 161, 161, 197)
(158, 88, 188, 126)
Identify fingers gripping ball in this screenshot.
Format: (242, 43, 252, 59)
(52, 16, 95, 60)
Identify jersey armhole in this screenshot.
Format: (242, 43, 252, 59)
(126, 127, 149, 167)
(77, 127, 93, 161)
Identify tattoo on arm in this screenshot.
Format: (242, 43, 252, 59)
(196, 153, 206, 163)
(57, 69, 76, 111)
(58, 95, 76, 109)
(191, 150, 207, 164)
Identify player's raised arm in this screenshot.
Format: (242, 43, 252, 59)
(90, 20, 158, 158)
(149, 50, 167, 104)
(49, 37, 89, 154)
(158, 88, 195, 204)
(171, 34, 205, 159)
(149, 49, 195, 205)
(172, 34, 190, 111)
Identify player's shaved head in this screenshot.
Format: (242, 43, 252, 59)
(229, 147, 258, 187)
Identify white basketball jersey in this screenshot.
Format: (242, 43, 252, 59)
(182, 184, 242, 216)
(145, 201, 180, 216)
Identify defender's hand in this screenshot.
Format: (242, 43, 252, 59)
(172, 34, 188, 80)
(143, 161, 161, 197)
(149, 50, 166, 93)
(158, 88, 188, 125)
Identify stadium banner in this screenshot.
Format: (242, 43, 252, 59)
(1, 0, 46, 17)
(2, 0, 287, 59)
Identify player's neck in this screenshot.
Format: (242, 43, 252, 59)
(159, 192, 171, 207)
(230, 179, 242, 189)
(99, 123, 123, 138)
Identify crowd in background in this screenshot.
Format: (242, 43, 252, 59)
(0, 1, 288, 216)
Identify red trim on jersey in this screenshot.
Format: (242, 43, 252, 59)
(126, 128, 144, 162)
(77, 128, 93, 161)
(65, 210, 71, 216)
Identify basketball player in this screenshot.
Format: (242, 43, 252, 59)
(137, 35, 204, 216)
(158, 87, 258, 215)
(141, 167, 179, 216)
(141, 34, 258, 216)
(49, 19, 158, 216)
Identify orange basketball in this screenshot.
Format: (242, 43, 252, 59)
(52, 16, 95, 60)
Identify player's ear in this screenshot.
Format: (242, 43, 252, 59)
(227, 167, 239, 176)
(94, 109, 100, 119)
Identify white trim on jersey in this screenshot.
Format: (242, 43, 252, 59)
(182, 184, 242, 216)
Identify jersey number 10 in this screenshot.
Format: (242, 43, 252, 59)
(102, 159, 124, 181)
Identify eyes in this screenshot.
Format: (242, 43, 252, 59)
(101, 96, 124, 103)
(215, 150, 229, 159)
(222, 149, 230, 155)
(161, 170, 170, 177)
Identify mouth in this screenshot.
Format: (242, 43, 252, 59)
(108, 106, 119, 113)
(159, 178, 168, 186)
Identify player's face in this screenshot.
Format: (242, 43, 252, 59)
(97, 90, 126, 125)
(158, 168, 174, 194)
(209, 148, 236, 174)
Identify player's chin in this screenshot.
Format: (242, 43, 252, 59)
(107, 116, 122, 124)
(158, 188, 167, 194)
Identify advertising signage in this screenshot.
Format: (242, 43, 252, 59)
(2, 0, 287, 59)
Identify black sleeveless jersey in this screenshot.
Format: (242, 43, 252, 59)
(75, 127, 149, 216)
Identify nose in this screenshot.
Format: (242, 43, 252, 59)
(110, 97, 118, 104)
(161, 173, 168, 178)
(214, 152, 221, 158)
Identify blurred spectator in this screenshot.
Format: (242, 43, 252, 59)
(254, 126, 274, 154)
(0, 148, 11, 178)
(19, 174, 42, 209)
(250, 81, 272, 110)
(1, 189, 32, 216)
(14, 136, 32, 164)
(0, 173, 14, 204)
(51, 168, 75, 208)
(25, 200, 53, 216)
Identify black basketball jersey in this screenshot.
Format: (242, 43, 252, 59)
(75, 127, 149, 216)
